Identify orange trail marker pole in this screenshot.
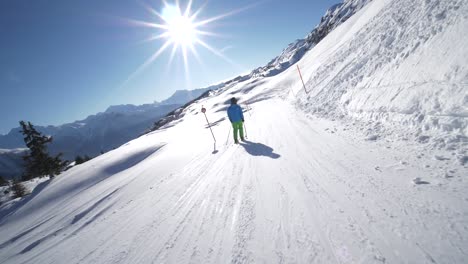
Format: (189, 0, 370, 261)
(296, 65, 308, 94)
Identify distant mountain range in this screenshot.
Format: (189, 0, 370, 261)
(0, 148, 26, 180)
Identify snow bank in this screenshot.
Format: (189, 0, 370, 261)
(295, 0, 468, 152)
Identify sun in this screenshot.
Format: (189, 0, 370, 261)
(162, 4, 197, 47)
(121, 0, 258, 86)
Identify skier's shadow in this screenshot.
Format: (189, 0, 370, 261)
(240, 140, 280, 159)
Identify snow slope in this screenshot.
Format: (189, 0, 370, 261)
(1, 98, 466, 263)
(293, 0, 467, 150)
(0, 0, 467, 263)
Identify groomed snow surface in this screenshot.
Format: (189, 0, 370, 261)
(1, 0, 467, 263)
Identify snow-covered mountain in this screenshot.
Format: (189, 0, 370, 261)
(159, 88, 212, 106)
(104, 87, 212, 113)
(0, 149, 26, 180)
(1, 0, 467, 263)
(250, 0, 373, 78)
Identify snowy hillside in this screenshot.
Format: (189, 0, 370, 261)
(293, 0, 467, 159)
(0, 88, 210, 160)
(0, 0, 467, 263)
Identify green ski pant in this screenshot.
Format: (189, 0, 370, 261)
(232, 121, 244, 142)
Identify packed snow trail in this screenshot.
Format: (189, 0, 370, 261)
(1, 98, 467, 264)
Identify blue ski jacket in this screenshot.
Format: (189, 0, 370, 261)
(227, 104, 244, 123)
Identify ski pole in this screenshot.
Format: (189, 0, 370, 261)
(243, 122, 248, 139)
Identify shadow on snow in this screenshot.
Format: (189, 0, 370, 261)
(240, 140, 280, 159)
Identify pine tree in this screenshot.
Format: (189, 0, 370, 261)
(19, 121, 65, 180)
(11, 179, 28, 198)
(75, 155, 85, 165)
(75, 155, 92, 165)
(84, 155, 92, 162)
(0, 175, 7, 186)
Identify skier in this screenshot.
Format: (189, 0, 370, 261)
(227, 97, 245, 144)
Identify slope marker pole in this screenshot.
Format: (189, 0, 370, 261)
(201, 106, 217, 153)
(296, 64, 308, 94)
(246, 102, 252, 117)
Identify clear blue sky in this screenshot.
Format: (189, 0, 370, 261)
(0, 0, 338, 134)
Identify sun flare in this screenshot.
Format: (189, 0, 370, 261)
(162, 4, 197, 47)
(121, 0, 257, 86)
